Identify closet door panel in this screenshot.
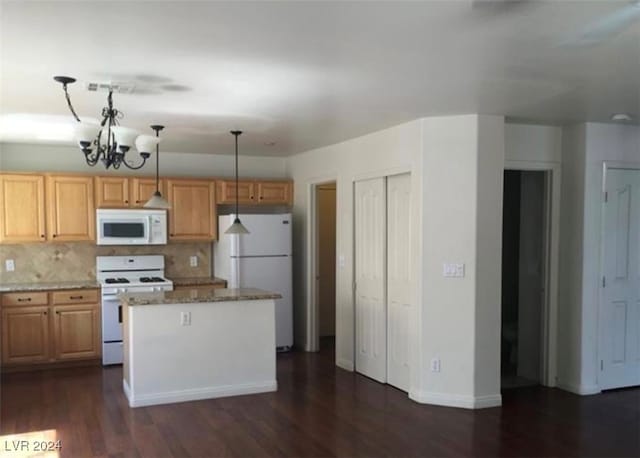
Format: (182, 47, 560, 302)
(354, 177, 387, 382)
(386, 173, 412, 392)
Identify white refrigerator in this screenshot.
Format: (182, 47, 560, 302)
(214, 213, 293, 350)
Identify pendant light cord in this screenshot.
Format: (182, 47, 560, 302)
(234, 132, 239, 217)
(156, 129, 160, 192)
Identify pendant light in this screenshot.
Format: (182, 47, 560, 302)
(143, 125, 171, 209)
(225, 130, 250, 234)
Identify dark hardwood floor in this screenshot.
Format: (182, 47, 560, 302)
(1, 342, 639, 458)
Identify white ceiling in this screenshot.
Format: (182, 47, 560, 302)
(1, 0, 638, 157)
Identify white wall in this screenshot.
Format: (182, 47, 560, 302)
(285, 119, 424, 371)
(505, 124, 562, 164)
(0, 142, 286, 178)
(474, 115, 505, 400)
(559, 122, 640, 394)
(287, 114, 505, 408)
(414, 115, 504, 407)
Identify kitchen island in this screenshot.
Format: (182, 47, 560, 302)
(119, 287, 280, 408)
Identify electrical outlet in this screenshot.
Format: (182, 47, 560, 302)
(5, 259, 15, 272)
(430, 358, 441, 373)
(190, 256, 198, 267)
(180, 311, 191, 326)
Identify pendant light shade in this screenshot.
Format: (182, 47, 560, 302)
(225, 217, 250, 234)
(143, 125, 171, 209)
(225, 130, 250, 235)
(144, 190, 171, 209)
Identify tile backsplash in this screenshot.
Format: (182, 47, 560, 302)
(0, 242, 211, 283)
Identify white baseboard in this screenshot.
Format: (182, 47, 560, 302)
(556, 381, 601, 395)
(336, 358, 354, 372)
(123, 379, 278, 408)
(409, 390, 502, 409)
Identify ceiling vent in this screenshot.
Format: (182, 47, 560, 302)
(85, 81, 136, 94)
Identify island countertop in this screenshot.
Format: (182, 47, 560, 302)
(119, 287, 281, 306)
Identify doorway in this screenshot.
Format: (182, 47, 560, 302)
(501, 170, 549, 389)
(316, 182, 337, 351)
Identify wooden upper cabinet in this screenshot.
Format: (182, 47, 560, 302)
(46, 175, 95, 242)
(2, 306, 50, 364)
(0, 174, 46, 243)
(167, 179, 217, 240)
(217, 180, 255, 205)
(130, 177, 164, 208)
(257, 181, 293, 205)
(95, 176, 130, 208)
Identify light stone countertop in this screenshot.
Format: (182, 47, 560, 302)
(171, 276, 227, 287)
(0, 280, 99, 293)
(119, 287, 281, 306)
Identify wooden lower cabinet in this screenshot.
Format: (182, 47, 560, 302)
(2, 306, 50, 364)
(1, 289, 101, 368)
(52, 304, 100, 360)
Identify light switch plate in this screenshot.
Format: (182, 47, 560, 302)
(443, 263, 465, 278)
(180, 311, 191, 326)
(430, 358, 441, 373)
(338, 255, 346, 269)
(5, 259, 15, 272)
(190, 256, 198, 267)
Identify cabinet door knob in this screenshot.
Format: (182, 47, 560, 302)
(43, 311, 47, 315)
(136, 200, 141, 203)
(41, 234, 45, 238)
(125, 200, 129, 204)
(52, 234, 57, 238)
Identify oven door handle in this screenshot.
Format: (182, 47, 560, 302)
(147, 216, 152, 243)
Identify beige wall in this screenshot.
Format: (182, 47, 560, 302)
(0, 242, 211, 283)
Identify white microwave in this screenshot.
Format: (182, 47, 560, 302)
(96, 209, 167, 245)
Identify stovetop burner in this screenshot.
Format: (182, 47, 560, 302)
(105, 278, 130, 284)
(140, 276, 166, 283)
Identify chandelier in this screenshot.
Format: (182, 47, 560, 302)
(53, 76, 161, 170)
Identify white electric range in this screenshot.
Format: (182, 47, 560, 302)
(97, 255, 173, 365)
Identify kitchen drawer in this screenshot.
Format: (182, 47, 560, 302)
(51, 289, 99, 305)
(2, 292, 48, 307)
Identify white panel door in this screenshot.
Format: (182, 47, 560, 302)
(386, 173, 411, 392)
(600, 168, 640, 390)
(355, 177, 387, 382)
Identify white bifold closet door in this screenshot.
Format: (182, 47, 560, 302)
(355, 177, 387, 383)
(386, 173, 412, 392)
(600, 168, 640, 390)
(355, 173, 411, 391)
